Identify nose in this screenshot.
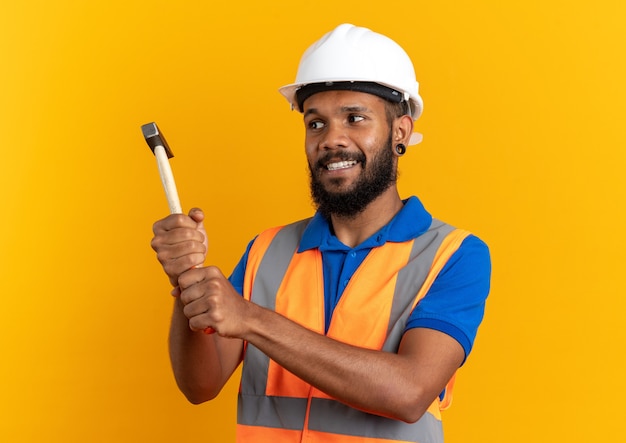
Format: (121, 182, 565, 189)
(319, 122, 349, 151)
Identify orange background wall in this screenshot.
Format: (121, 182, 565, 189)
(1, 1, 624, 441)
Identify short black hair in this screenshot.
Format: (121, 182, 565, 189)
(383, 100, 411, 125)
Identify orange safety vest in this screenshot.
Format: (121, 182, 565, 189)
(237, 218, 470, 443)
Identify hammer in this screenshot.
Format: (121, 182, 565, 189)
(141, 122, 182, 214)
(142, 122, 215, 334)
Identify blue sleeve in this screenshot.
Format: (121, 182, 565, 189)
(228, 238, 256, 296)
(405, 234, 491, 363)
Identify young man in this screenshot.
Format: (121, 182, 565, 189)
(151, 23, 490, 443)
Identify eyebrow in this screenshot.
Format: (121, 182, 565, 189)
(303, 105, 372, 118)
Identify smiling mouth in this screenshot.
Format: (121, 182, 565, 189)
(326, 160, 358, 171)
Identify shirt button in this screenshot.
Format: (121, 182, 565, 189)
(350, 251, 357, 258)
(343, 279, 349, 287)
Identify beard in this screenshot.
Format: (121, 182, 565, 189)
(308, 134, 397, 220)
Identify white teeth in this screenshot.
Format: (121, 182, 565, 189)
(327, 160, 357, 171)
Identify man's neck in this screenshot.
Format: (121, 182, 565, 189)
(329, 187, 404, 248)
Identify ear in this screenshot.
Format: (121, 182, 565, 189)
(392, 114, 414, 146)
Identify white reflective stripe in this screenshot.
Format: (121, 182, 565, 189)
(383, 219, 455, 352)
(240, 344, 271, 395)
(237, 394, 308, 430)
(237, 395, 443, 443)
(309, 398, 442, 443)
(240, 220, 312, 397)
(249, 219, 311, 310)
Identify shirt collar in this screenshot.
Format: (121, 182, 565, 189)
(298, 196, 433, 252)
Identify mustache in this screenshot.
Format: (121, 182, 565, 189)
(314, 151, 366, 169)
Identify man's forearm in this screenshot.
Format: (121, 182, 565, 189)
(169, 298, 242, 404)
(241, 304, 462, 423)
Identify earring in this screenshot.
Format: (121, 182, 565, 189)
(395, 143, 406, 156)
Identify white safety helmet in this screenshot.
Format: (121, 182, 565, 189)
(279, 24, 424, 144)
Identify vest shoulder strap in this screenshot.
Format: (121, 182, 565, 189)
(411, 225, 471, 411)
(411, 226, 472, 311)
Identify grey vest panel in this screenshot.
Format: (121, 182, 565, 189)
(383, 219, 455, 352)
(309, 398, 443, 442)
(238, 218, 454, 442)
(238, 394, 308, 431)
(240, 220, 310, 397)
(238, 394, 442, 442)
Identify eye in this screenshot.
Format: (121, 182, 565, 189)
(308, 120, 325, 130)
(348, 115, 365, 123)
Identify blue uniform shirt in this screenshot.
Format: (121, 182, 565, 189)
(229, 196, 490, 362)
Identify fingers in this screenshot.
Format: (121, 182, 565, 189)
(152, 215, 205, 255)
(152, 212, 198, 234)
(151, 211, 208, 283)
(178, 266, 223, 298)
(156, 239, 205, 271)
(177, 267, 235, 333)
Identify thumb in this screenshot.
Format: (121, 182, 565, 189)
(188, 207, 204, 223)
(188, 208, 209, 256)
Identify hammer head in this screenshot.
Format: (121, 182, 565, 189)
(141, 122, 174, 158)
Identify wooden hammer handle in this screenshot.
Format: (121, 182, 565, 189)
(153, 145, 183, 214)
